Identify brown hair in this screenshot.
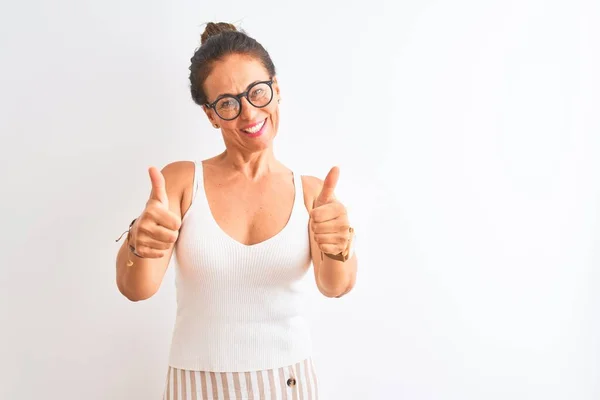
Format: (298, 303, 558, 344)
(189, 22, 277, 106)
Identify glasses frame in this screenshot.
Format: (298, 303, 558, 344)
(205, 79, 275, 121)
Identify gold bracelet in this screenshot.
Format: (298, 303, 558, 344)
(125, 234, 134, 267)
(115, 218, 139, 267)
(321, 227, 355, 262)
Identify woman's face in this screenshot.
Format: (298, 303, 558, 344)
(203, 53, 280, 152)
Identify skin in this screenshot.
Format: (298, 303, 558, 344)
(115, 53, 357, 300)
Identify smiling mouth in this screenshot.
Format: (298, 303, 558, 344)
(242, 119, 266, 134)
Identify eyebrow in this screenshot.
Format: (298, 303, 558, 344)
(214, 80, 263, 101)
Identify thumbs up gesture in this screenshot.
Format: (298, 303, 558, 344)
(310, 166, 352, 256)
(129, 167, 182, 258)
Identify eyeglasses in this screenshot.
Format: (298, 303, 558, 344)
(205, 80, 274, 121)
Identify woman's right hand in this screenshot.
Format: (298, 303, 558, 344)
(129, 166, 182, 258)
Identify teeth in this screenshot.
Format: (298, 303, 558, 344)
(243, 120, 265, 134)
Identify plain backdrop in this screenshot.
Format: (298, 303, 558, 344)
(1, 0, 599, 399)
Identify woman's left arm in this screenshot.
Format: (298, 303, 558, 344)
(303, 168, 358, 298)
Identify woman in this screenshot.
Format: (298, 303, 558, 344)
(115, 22, 358, 399)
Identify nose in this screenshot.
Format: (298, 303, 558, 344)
(239, 96, 258, 121)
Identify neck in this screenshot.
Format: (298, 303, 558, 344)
(216, 146, 281, 180)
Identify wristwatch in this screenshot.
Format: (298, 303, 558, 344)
(323, 227, 355, 262)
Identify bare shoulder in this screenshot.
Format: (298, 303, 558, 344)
(160, 161, 195, 216)
(160, 161, 194, 188)
(300, 175, 324, 211)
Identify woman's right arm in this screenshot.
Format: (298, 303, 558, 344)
(115, 162, 189, 301)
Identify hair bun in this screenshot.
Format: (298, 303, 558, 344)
(201, 22, 238, 45)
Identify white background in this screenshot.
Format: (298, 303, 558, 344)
(1, 0, 599, 399)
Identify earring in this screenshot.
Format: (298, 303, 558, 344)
(213, 124, 220, 129)
(278, 98, 281, 104)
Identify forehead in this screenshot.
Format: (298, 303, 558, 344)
(204, 54, 270, 100)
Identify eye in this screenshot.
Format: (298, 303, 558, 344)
(250, 88, 264, 99)
(217, 99, 236, 110)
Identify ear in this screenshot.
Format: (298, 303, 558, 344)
(272, 76, 281, 98)
(202, 105, 218, 127)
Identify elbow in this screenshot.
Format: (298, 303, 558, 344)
(319, 288, 352, 299)
(121, 291, 156, 303)
(317, 282, 354, 298)
(117, 280, 159, 302)
(318, 289, 340, 298)
(334, 287, 353, 298)
(123, 290, 156, 302)
(316, 271, 357, 298)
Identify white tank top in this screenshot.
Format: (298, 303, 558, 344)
(168, 160, 314, 372)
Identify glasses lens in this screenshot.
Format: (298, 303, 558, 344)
(247, 82, 273, 108)
(215, 96, 240, 120)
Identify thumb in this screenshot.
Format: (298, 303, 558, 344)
(316, 166, 340, 205)
(148, 166, 169, 207)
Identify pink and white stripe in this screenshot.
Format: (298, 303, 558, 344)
(163, 358, 319, 400)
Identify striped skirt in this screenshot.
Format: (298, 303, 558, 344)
(163, 358, 320, 400)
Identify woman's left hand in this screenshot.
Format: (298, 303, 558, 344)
(309, 167, 352, 256)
